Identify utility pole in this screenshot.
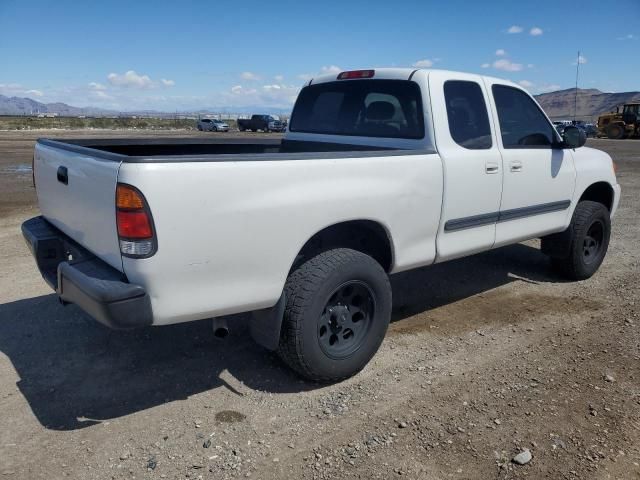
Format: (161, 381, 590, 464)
(574, 51, 580, 123)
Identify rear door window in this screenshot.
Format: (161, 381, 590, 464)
(443, 80, 492, 149)
(290, 79, 424, 139)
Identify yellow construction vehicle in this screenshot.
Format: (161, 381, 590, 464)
(597, 103, 640, 139)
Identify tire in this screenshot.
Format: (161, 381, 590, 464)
(547, 201, 611, 280)
(607, 124, 625, 139)
(278, 248, 392, 382)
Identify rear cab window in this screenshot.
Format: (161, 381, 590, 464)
(289, 80, 425, 139)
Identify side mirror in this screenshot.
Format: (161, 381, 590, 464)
(562, 125, 587, 149)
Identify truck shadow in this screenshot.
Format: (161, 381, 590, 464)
(0, 242, 561, 431)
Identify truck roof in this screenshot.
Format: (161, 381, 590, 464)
(308, 67, 521, 90)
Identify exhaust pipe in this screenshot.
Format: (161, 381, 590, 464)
(211, 317, 230, 340)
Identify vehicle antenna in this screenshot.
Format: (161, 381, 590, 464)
(574, 51, 580, 122)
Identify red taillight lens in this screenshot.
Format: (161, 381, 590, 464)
(337, 70, 375, 80)
(116, 183, 156, 257)
(117, 210, 153, 239)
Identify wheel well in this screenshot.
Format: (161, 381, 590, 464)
(293, 220, 393, 272)
(579, 182, 614, 211)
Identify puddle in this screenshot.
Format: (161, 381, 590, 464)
(215, 410, 246, 423)
(1, 164, 32, 174)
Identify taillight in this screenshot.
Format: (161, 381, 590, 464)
(337, 70, 375, 80)
(116, 183, 156, 258)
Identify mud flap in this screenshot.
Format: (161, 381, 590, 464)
(249, 293, 286, 351)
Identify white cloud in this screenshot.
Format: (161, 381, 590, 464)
(573, 55, 588, 65)
(160, 78, 175, 87)
(413, 59, 433, 68)
(495, 49, 506, 56)
(91, 90, 111, 99)
(263, 84, 282, 91)
(617, 33, 635, 40)
(240, 71, 260, 81)
(274, 75, 284, 82)
(518, 80, 534, 88)
(538, 84, 561, 93)
(507, 25, 523, 34)
(529, 27, 543, 36)
(481, 63, 490, 69)
(0, 83, 46, 99)
(320, 65, 342, 75)
(231, 85, 243, 93)
(298, 73, 313, 81)
(492, 59, 523, 72)
(88, 82, 107, 91)
(107, 70, 153, 88)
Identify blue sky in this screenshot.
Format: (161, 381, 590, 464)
(1, 0, 638, 112)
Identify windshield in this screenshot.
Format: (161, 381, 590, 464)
(290, 79, 424, 139)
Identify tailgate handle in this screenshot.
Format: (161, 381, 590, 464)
(57, 166, 68, 185)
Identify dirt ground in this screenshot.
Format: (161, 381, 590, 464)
(0, 130, 638, 480)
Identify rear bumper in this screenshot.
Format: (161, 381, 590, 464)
(21, 216, 153, 329)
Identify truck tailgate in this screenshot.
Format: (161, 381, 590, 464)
(34, 142, 123, 272)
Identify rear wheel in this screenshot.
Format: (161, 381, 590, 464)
(546, 201, 611, 280)
(607, 124, 625, 139)
(278, 248, 391, 382)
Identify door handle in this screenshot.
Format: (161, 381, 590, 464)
(485, 162, 499, 174)
(510, 161, 523, 172)
(57, 166, 68, 185)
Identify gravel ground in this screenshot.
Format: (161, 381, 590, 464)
(0, 131, 638, 479)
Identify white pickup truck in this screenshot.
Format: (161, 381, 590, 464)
(23, 68, 620, 381)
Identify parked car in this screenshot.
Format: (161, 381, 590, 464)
(237, 114, 284, 132)
(197, 118, 229, 132)
(575, 122, 597, 138)
(553, 121, 566, 136)
(23, 68, 620, 382)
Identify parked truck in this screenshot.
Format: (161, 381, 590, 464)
(23, 68, 620, 381)
(237, 114, 284, 132)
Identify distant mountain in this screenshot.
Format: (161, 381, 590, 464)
(0, 94, 117, 116)
(535, 88, 640, 120)
(3, 88, 638, 120)
(0, 95, 291, 117)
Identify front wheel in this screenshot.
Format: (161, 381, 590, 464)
(607, 124, 625, 139)
(278, 248, 392, 382)
(545, 201, 611, 280)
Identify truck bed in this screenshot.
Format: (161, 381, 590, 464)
(37, 138, 416, 162)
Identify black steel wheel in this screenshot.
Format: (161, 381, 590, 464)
(278, 248, 392, 382)
(582, 219, 605, 265)
(318, 281, 375, 359)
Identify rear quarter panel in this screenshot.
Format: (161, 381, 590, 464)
(118, 153, 443, 325)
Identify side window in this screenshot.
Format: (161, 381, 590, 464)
(444, 80, 492, 149)
(492, 85, 557, 148)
